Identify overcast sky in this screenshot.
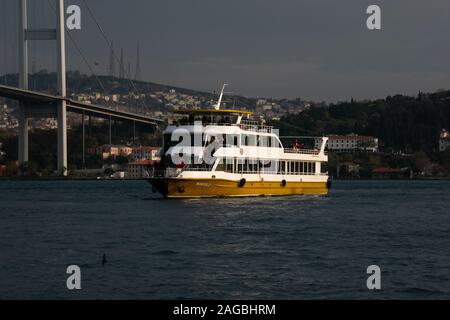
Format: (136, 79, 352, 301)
(1, 0, 450, 101)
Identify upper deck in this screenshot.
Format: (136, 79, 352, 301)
(170, 109, 273, 133)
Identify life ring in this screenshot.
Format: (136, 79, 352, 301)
(237, 178, 246, 187)
(177, 185, 185, 193)
(281, 179, 286, 187)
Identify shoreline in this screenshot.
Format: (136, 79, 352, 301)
(1, 177, 449, 181)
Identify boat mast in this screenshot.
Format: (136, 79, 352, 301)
(214, 83, 228, 110)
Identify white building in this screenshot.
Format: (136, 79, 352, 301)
(132, 146, 161, 161)
(439, 129, 450, 151)
(316, 134, 379, 153)
(127, 160, 155, 179)
(96, 145, 133, 160)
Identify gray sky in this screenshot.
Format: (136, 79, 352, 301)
(1, 0, 450, 101)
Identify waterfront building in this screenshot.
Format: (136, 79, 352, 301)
(316, 134, 379, 153)
(132, 146, 161, 161)
(96, 144, 133, 160)
(127, 160, 156, 179)
(439, 129, 450, 152)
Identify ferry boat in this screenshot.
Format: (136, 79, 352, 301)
(148, 85, 330, 198)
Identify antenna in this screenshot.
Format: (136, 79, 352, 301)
(214, 83, 228, 110)
(108, 41, 115, 77)
(119, 48, 125, 78)
(135, 42, 141, 81)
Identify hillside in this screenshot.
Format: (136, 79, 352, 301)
(274, 91, 450, 153)
(0, 71, 309, 117)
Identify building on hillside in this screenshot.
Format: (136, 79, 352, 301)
(316, 134, 379, 153)
(127, 160, 156, 179)
(0, 142, 5, 159)
(96, 145, 133, 160)
(132, 146, 161, 161)
(439, 129, 450, 152)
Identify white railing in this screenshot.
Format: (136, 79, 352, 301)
(148, 168, 328, 177)
(172, 121, 273, 133)
(284, 148, 321, 155)
(148, 170, 166, 177)
(239, 120, 273, 133)
(181, 167, 213, 172)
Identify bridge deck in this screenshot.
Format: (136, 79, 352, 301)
(0, 84, 163, 124)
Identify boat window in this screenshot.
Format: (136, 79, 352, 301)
(241, 135, 249, 146)
(226, 158, 233, 172)
(216, 158, 225, 171)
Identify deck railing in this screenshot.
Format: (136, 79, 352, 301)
(181, 167, 213, 172)
(239, 120, 273, 133)
(283, 148, 321, 155)
(171, 120, 273, 133)
(149, 168, 328, 177)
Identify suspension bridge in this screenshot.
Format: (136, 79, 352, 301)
(0, 0, 163, 176)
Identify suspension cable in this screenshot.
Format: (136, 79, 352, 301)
(46, 0, 108, 96)
(1, 0, 7, 84)
(81, 0, 149, 110)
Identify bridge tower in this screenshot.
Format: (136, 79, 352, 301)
(18, 0, 67, 175)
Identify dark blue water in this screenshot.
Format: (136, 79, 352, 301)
(0, 180, 449, 299)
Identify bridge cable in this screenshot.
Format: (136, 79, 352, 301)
(1, 0, 7, 84)
(46, 0, 108, 96)
(81, 0, 149, 111)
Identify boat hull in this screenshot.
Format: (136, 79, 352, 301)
(148, 177, 329, 198)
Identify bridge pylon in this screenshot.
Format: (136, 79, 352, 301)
(18, 0, 67, 176)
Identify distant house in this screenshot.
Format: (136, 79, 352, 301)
(96, 144, 133, 160)
(0, 142, 4, 159)
(132, 146, 161, 161)
(439, 129, 450, 152)
(127, 160, 156, 179)
(316, 134, 379, 153)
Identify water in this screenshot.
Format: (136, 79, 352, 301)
(0, 179, 449, 299)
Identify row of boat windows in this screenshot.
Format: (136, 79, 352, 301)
(164, 134, 281, 149)
(216, 159, 317, 174)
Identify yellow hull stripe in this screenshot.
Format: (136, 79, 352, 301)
(150, 178, 329, 198)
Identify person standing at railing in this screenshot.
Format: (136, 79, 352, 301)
(293, 139, 301, 150)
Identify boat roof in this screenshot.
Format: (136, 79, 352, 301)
(172, 109, 253, 115)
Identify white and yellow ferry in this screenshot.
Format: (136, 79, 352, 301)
(148, 86, 330, 198)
